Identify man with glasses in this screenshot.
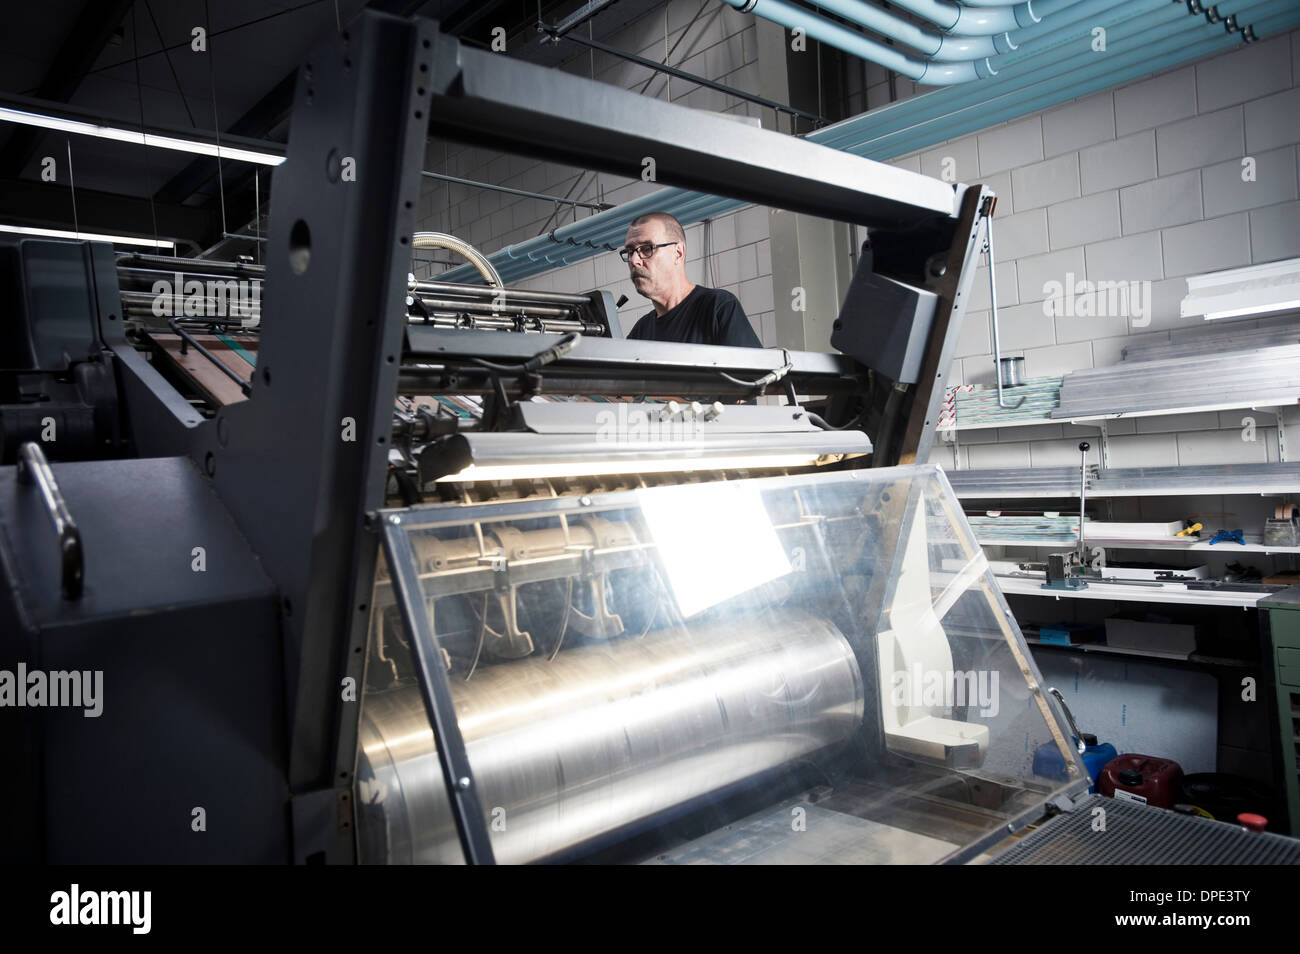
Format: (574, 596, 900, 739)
(619, 212, 761, 347)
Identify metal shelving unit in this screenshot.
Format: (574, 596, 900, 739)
(996, 575, 1272, 609)
(974, 534, 1300, 555)
(942, 397, 1298, 432)
(946, 462, 1300, 499)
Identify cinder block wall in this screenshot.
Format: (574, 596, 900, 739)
(414, 2, 776, 343)
(903, 31, 1300, 472)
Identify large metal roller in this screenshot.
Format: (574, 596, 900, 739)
(356, 610, 864, 864)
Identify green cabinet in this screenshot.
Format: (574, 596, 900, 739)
(1263, 587, 1300, 836)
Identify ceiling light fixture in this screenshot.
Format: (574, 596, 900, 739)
(0, 105, 285, 166)
(0, 223, 175, 249)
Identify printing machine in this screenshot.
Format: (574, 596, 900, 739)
(3, 10, 1296, 866)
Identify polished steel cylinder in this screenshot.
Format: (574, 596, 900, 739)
(356, 610, 863, 864)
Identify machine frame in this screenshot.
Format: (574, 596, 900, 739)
(2, 9, 1007, 864)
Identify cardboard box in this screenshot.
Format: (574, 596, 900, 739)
(1104, 615, 1198, 656)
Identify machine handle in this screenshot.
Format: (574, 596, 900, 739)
(15, 441, 84, 600)
(1048, 687, 1087, 754)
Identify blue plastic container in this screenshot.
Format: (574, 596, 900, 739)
(1033, 738, 1118, 792)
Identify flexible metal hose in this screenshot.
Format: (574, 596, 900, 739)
(413, 232, 504, 287)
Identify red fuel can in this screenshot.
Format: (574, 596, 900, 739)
(1097, 754, 1183, 809)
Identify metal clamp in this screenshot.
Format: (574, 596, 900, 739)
(15, 441, 84, 600)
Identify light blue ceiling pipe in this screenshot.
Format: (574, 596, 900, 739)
(885, 0, 1048, 35)
(866, 0, 1291, 151)
(993, 0, 1135, 53)
(794, 0, 1005, 58)
(814, 0, 1260, 150)
(528, 191, 726, 259)
(827, 0, 1296, 160)
(717, 0, 993, 80)
(784, 0, 1194, 148)
(441, 0, 1298, 284)
(1254, 4, 1300, 31)
(840, 25, 1273, 158)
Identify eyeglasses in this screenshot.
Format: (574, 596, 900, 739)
(618, 241, 678, 263)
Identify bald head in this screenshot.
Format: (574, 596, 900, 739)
(629, 212, 686, 251)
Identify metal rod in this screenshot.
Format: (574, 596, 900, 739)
(121, 290, 261, 316)
(127, 314, 258, 330)
(412, 255, 467, 267)
(16, 441, 84, 600)
(414, 295, 573, 319)
(116, 253, 266, 276)
(986, 213, 1025, 411)
(1048, 688, 1087, 754)
(421, 170, 612, 211)
(1076, 440, 1089, 567)
(548, 29, 826, 125)
(410, 279, 591, 306)
(166, 319, 253, 395)
(116, 266, 266, 285)
(410, 314, 596, 333)
(540, 0, 620, 41)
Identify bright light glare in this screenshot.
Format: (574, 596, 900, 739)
(435, 452, 827, 482)
(637, 481, 791, 618)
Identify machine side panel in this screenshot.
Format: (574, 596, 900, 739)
(182, 14, 437, 843)
(0, 455, 287, 862)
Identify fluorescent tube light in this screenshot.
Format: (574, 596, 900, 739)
(424, 410, 873, 483)
(435, 452, 835, 482)
(1181, 258, 1300, 321)
(0, 223, 174, 249)
(0, 105, 285, 166)
(1204, 300, 1300, 320)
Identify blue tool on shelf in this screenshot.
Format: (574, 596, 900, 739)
(1033, 687, 1117, 792)
(1207, 528, 1246, 546)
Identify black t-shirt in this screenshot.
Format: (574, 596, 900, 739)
(626, 285, 761, 347)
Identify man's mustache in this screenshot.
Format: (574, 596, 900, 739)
(631, 269, 650, 279)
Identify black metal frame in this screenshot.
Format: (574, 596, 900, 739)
(422, 35, 958, 230)
(379, 516, 496, 863)
(120, 11, 444, 863)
